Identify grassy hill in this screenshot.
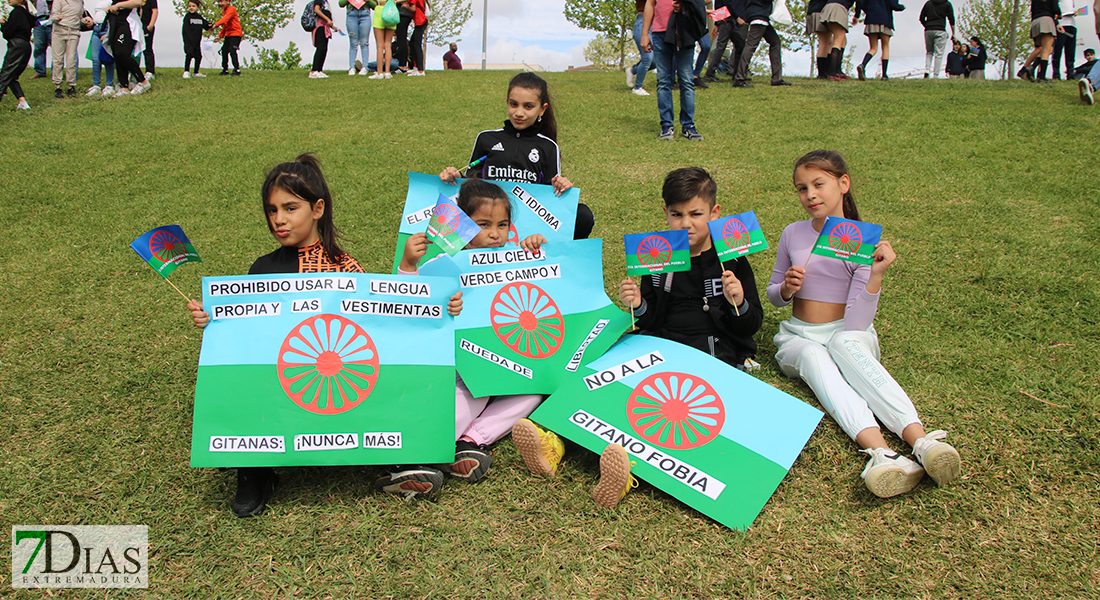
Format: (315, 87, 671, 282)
(1, 69, 1098, 598)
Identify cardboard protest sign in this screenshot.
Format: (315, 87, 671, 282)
(707, 211, 769, 261)
(811, 216, 882, 266)
(624, 230, 691, 275)
(421, 239, 631, 397)
(392, 172, 580, 273)
(426, 193, 481, 257)
(529, 335, 823, 531)
(191, 273, 458, 468)
(130, 225, 202, 279)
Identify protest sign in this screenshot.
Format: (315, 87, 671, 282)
(529, 335, 822, 531)
(191, 273, 458, 468)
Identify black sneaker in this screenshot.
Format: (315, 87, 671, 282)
(54, 88, 64, 99)
(702, 75, 720, 83)
(881, 75, 890, 81)
(771, 79, 792, 86)
(232, 467, 278, 517)
(856, 65, 866, 81)
(219, 70, 230, 76)
(681, 125, 703, 141)
(692, 76, 709, 89)
(441, 441, 492, 482)
(732, 80, 752, 88)
(231, 70, 241, 76)
(657, 126, 674, 140)
(66, 86, 76, 97)
(375, 467, 443, 499)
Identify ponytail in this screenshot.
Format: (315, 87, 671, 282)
(261, 153, 346, 263)
(793, 150, 859, 221)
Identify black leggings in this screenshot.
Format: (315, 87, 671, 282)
(408, 23, 425, 71)
(184, 51, 202, 73)
(395, 13, 412, 67)
(0, 39, 30, 99)
(312, 28, 328, 71)
(142, 26, 155, 74)
(112, 36, 145, 88)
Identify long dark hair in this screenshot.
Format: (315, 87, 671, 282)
(261, 153, 346, 263)
(508, 72, 557, 142)
(794, 150, 859, 221)
(457, 179, 512, 221)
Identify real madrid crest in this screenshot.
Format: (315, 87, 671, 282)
(528, 148, 540, 163)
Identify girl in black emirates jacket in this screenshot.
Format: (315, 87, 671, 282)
(440, 72, 594, 239)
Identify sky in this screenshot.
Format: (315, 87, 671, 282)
(107, 1, 1099, 76)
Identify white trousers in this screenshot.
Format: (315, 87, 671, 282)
(774, 317, 921, 441)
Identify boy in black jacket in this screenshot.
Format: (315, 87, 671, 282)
(619, 167, 763, 370)
(182, 0, 212, 78)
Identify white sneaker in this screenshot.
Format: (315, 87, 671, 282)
(114, 88, 130, 97)
(182, 71, 191, 79)
(358, 68, 369, 75)
(85, 85, 101, 96)
(1079, 78, 1095, 105)
(912, 430, 961, 486)
(101, 85, 115, 98)
(145, 72, 155, 81)
(315, 71, 328, 78)
(16, 99, 29, 110)
(193, 72, 206, 78)
(348, 68, 356, 76)
(859, 447, 925, 498)
(626, 67, 634, 87)
(368, 72, 384, 80)
(631, 87, 650, 96)
(409, 70, 424, 76)
(308, 71, 319, 78)
(383, 72, 392, 79)
(132, 81, 150, 94)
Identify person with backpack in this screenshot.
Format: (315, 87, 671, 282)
(304, 0, 340, 78)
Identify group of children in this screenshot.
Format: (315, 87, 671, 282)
(184, 72, 962, 518)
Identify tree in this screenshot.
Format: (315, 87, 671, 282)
(584, 34, 640, 70)
(172, 0, 293, 44)
(958, 0, 1030, 78)
(425, 0, 473, 47)
(564, 0, 635, 69)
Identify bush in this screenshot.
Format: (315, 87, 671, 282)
(245, 42, 304, 70)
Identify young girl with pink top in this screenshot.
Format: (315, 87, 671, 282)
(768, 150, 961, 498)
(389, 179, 545, 494)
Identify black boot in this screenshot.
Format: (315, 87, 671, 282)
(232, 467, 278, 517)
(1036, 59, 1049, 82)
(816, 56, 828, 79)
(881, 59, 890, 80)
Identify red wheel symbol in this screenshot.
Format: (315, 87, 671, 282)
(722, 218, 750, 248)
(277, 314, 380, 415)
(626, 372, 725, 450)
(150, 230, 186, 263)
(490, 282, 564, 359)
(829, 222, 862, 254)
(637, 235, 672, 266)
(428, 203, 460, 236)
(507, 223, 520, 246)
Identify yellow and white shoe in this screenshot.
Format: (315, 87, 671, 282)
(591, 444, 638, 508)
(512, 419, 563, 477)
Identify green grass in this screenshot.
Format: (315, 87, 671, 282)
(1, 69, 1099, 599)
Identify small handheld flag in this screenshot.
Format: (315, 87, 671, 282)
(425, 193, 481, 257)
(624, 230, 691, 275)
(712, 5, 731, 20)
(1076, 5, 1088, 16)
(810, 217, 882, 265)
(708, 211, 769, 261)
(130, 225, 202, 301)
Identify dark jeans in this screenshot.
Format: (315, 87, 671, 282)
(0, 38, 31, 99)
(1052, 26, 1076, 78)
(395, 13, 412, 67)
(142, 26, 155, 74)
(33, 21, 50, 76)
(736, 24, 782, 84)
(312, 28, 328, 71)
(705, 19, 746, 77)
(221, 36, 240, 71)
(408, 23, 425, 70)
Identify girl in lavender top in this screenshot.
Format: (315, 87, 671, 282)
(767, 150, 962, 499)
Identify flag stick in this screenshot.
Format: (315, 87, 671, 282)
(459, 155, 488, 176)
(164, 277, 193, 303)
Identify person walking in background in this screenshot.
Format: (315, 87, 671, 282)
(919, 0, 954, 78)
(1052, 0, 1076, 79)
(1017, 0, 1060, 82)
(819, 0, 855, 80)
(340, 0, 372, 75)
(139, 0, 155, 79)
(852, 0, 904, 81)
(212, 0, 241, 76)
(0, 0, 34, 110)
(443, 41, 461, 69)
(732, 0, 790, 87)
(966, 35, 987, 79)
(30, 0, 49, 78)
(628, 0, 654, 95)
(702, 0, 745, 83)
(49, 0, 90, 98)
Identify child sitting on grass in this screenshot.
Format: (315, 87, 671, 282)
(513, 167, 763, 508)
